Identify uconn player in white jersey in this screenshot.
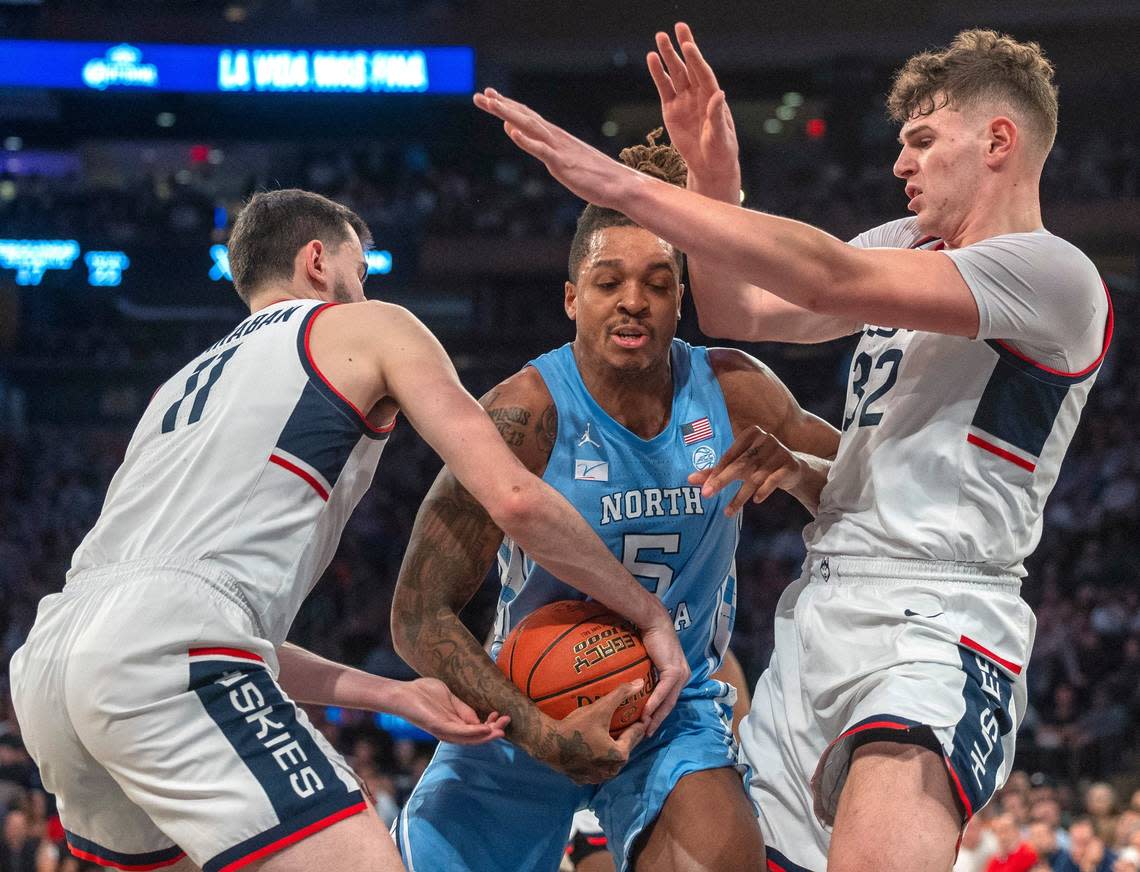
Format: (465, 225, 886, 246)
(10, 189, 688, 872)
(473, 26, 1111, 872)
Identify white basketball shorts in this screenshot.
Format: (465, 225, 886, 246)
(10, 558, 367, 872)
(739, 553, 1035, 872)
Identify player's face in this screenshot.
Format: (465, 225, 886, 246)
(565, 226, 683, 373)
(893, 102, 988, 238)
(324, 228, 368, 304)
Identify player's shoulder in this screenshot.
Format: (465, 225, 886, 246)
(707, 346, 778, 383)
(479, 365, 553, 412)
(707, 347, 795, 430)
(849, 216, 926, 250)
(319, 298, 415, 329)
(979, 230, 1099, 279)
(478, 366, 558, 473)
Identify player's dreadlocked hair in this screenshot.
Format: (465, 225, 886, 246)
(567, 128, 687, 282)
(888, 29, 1058, 158)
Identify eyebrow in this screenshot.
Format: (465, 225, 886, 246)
(898, 124, 934, 145)
(589, 258, 677, 273)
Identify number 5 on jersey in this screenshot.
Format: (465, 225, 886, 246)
(161, 346, 239, 433)
(622, 533, 681, 598)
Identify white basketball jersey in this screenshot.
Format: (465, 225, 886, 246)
(69, 300, 392, 643)
(805, 219, 1112, 575)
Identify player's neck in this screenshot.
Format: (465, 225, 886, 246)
(246, 286, 325, 313)
(945, 179, 1043, 248)
(575, 351, 673, 439)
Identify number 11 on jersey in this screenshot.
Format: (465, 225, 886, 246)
(161, 346, 239, 433)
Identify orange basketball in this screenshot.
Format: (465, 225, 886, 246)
(496, 599, 656, 736)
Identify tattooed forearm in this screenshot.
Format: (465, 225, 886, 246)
(391, 474, 554, 755)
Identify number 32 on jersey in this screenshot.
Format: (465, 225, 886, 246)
(843, 327, 906, 431)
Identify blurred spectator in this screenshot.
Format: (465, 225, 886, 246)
(1057, 818, 1118, 872)
(1087, 784, 1122, 846)
(0, 807, 57, 872)
(1028, 820, 1063, 868)
(986, 813, 1038, 872)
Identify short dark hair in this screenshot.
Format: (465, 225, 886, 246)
(568, 129, 687, 282)
(226, 189, 372, 304)
(888, 29, 1058, 157)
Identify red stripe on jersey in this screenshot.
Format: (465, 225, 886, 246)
(217, 802, 368, 872)
(989, 281, 1114, 378)
(836, 720, 912, 741)
(189, 647, 264, 662)
(304, 304, 395, 436)
(944, 754, 975, 819)
(966, 434, 1036, 472)
(958, 635, 1023, 675)
(66, 846, 187, 871)
(269, 453, 330, 500)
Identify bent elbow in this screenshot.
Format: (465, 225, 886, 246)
(488, 485, 537, 536)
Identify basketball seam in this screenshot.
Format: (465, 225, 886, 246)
(530, 655, 650, 703)
(523, 607, 615, 697)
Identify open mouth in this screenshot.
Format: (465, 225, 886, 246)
(611, 326, 649, 349)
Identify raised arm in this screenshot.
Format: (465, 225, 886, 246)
(473, 90, 980, 338)
(648, 23, 861, 344)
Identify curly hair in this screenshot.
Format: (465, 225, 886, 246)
(888, 29, 1058, 155)
(567, 128, 687, 282)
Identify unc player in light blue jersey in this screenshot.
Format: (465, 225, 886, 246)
(391, 137, 838, 872)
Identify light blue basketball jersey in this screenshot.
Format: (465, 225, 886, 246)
(490, 339, 740, 693)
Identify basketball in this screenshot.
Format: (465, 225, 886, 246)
(496, 600, 656, 736)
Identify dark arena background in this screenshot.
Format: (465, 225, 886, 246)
(1, 2, 1139, 869)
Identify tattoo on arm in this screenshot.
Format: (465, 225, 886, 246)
(392, 480, 573, 757)
(488, 406, 531, 447)
(537, 403, 557, 456)
(391, 388, 564, 759)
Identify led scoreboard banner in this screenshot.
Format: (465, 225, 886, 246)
(0, 239, 396, 317)
(0, 40, 473, 94)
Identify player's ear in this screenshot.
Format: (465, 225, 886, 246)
(985, 116, 1017, 167)
(677, 282, 685, 320)
(564, 280, 578, 321)
(303, 239, 327, 288)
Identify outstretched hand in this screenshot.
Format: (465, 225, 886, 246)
(690, 425, 805, 515)
(394, 677, 510, 745)
(473, 88, 639, 211)
(647, 22, 740, 194)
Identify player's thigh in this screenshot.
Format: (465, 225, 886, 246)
(246, 809, 402, 872)
(828, 741, 959, 872)
(633, 767, 764, 872)
(576, 854, 616, 872)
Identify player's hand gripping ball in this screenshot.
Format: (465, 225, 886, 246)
(496, 600, 657, 736)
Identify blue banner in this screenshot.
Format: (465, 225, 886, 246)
(0, 40, 474, 94)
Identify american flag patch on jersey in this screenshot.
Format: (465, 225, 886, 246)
(681, 417, 713, 445)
